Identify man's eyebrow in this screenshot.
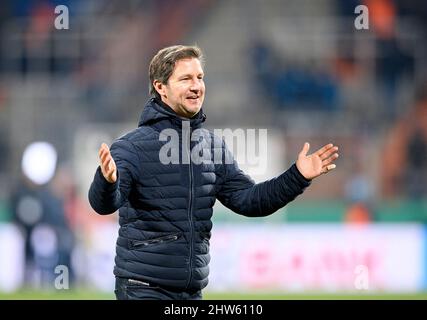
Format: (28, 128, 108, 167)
(178, 73, 204, 79)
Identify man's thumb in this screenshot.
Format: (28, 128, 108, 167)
(299, 142, 310, 157)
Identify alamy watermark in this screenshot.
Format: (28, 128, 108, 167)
(354, 5, 369, 30)
(54, 265, 69, 290)
(354, 264, 369, 290)
(54, 5, 69, 30)
(158, 122, 267, 171)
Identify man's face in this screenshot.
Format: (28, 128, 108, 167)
(156, 58, 205, 118)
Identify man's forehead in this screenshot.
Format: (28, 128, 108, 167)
(172, 58, 204, 74)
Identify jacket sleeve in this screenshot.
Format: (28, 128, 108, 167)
(216, 140, 311, 217)
(88, 139, 140, 215)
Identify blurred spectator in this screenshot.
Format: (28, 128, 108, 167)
(344, 138, 375, 223)
(345, 203, 372, 224)
(381, 86, 427, 199)
(250, 40, 339, 112)
(9, 142, 75, 289)
(367, 0, 415, 119)
(375, 38, 415, 120)
(395, 0, 427, 34)
(10, 177, 75, 288)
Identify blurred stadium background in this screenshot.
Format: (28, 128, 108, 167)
(1, 0, 427, 299)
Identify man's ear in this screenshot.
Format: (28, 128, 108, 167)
(153, 80, 166, 98)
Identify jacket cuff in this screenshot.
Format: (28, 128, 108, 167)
(94, 166, 119, 192)
(290, 163, 312, 186)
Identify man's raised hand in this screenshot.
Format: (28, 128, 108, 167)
(296, 142, 339, 180)
(99, 143, 117, 183)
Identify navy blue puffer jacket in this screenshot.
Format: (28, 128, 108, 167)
(88, 98, 311, 292)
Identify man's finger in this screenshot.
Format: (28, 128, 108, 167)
(107, 165, 115, 176)
(101, 149, 111, 163)
(322, 153, 339, 167)
(323, 164, 336, 173)
(102, 156, 112, 170)
(99, 143, 110, 157)
(108, 158, 116, 171)
(320, 146, 339, 161)
(299, 142, 310, 157)
(100, 149, 108, 162)
(315, 143, 334, 157)
(99, 148, 108, 160)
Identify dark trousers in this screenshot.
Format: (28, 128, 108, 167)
(114, 277, 203, 300)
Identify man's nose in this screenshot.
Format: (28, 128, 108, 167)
(190, 83, 201, 92)
(190, 78, 203, 91)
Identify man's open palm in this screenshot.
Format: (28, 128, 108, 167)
(99, 143, 117, 183)
(296, 143, 339, 180)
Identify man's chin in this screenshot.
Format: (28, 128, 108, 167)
(183, 105, 202, 117)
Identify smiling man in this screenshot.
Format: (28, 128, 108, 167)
(151, 53, 205, 118)
(88, 45, 339, 300)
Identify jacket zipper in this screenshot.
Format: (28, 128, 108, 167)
(131, 234, 179, 248)
(185, 125, 194, 290)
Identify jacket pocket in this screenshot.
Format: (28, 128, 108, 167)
(130, 233, 180, 249)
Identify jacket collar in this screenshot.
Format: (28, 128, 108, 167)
(138, 98, 206, 130)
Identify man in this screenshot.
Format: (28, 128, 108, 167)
(88, 45, 339, 300)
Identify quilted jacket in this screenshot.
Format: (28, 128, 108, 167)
(88, 97, 311, 292)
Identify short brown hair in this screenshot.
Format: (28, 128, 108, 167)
(148, 45, 204, 100)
